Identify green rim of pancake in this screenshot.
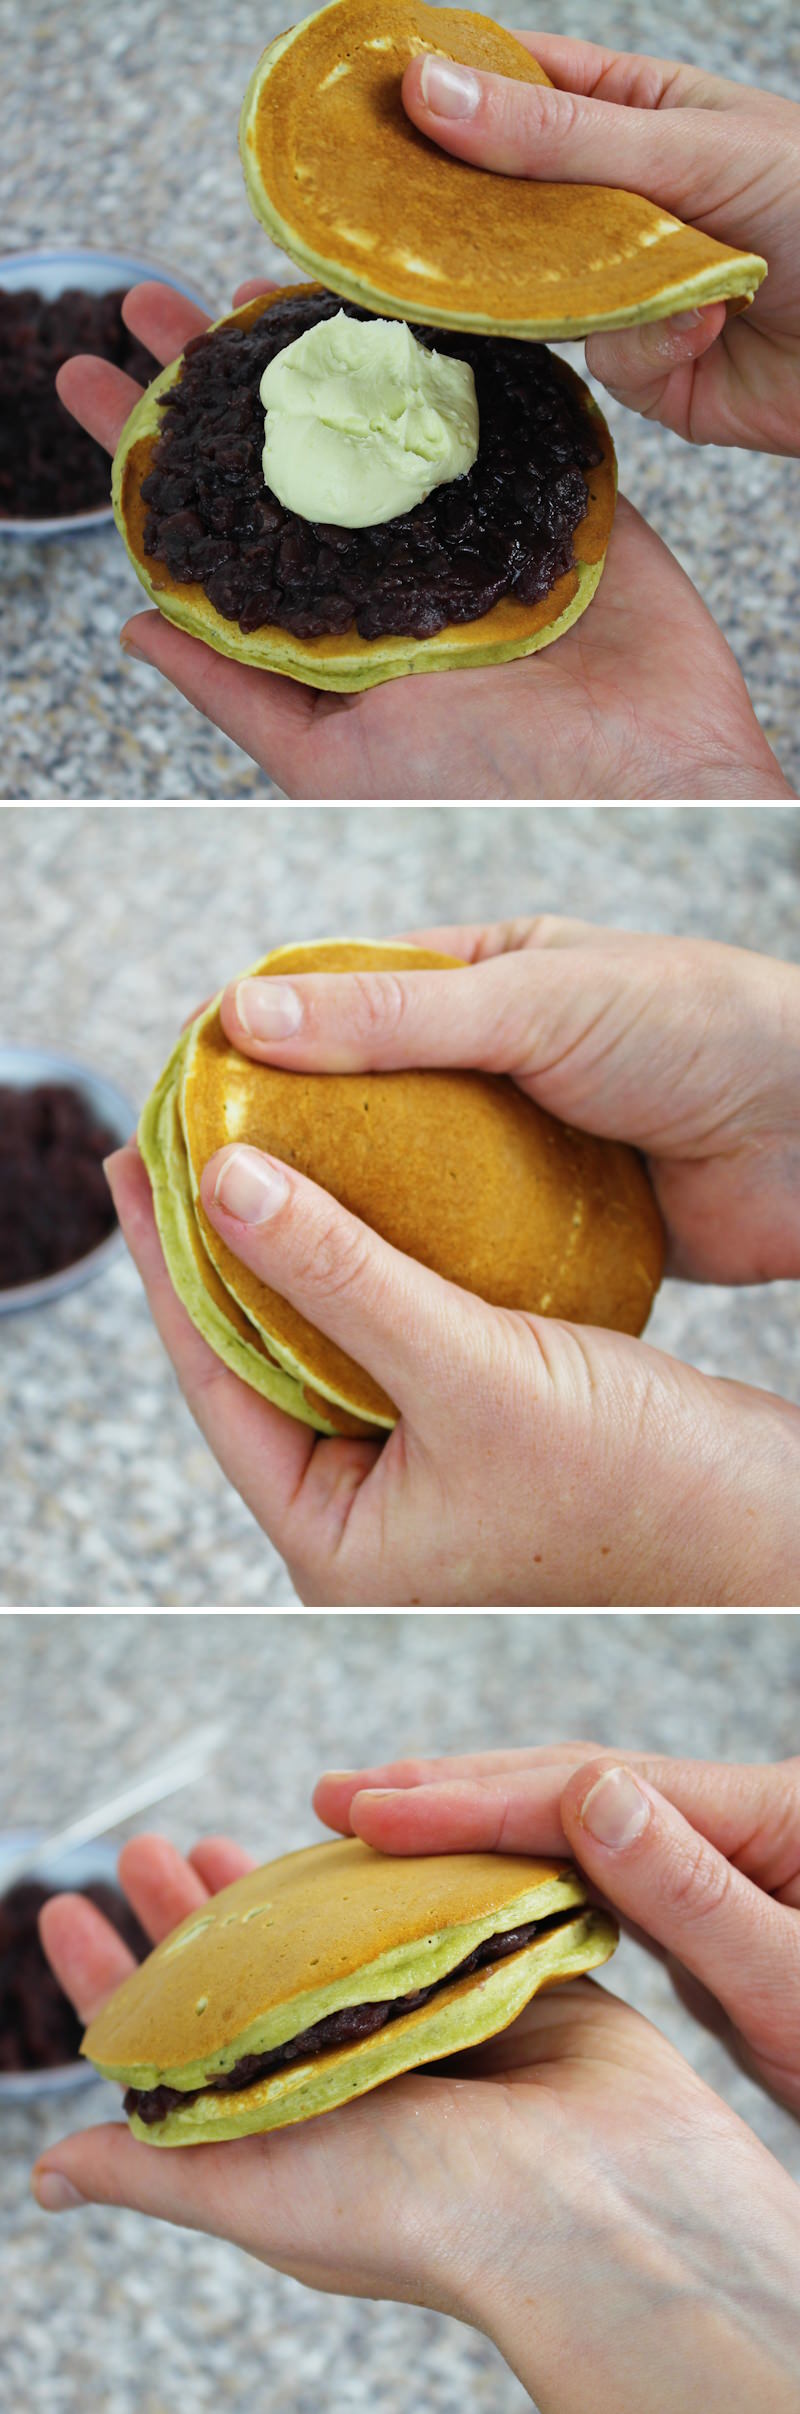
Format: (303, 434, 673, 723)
(128, 1909, 617, 2142)
(175, 941, 474, 1431)
(238, 5, 766, 342)
(111, 295, 616, 694)
(140, 942, 472, 1435)
(138, 1018, 357, 1434)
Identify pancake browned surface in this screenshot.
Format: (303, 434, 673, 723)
(138, 939, 664, 1436)
(239, 0, 766, 340)
(112, 291, 616, 693)
(185, 943, 664, 1425)
(82, 1839, 618, 2142)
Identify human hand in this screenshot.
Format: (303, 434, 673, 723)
(218, 918, 800, 1285)
(103, 1071, 799, 1606)
(402, 36, 800, 456)
(55, 282, 789, 800)
(32, 1833, 800, 2414)
(315, 1748, 800, 2114)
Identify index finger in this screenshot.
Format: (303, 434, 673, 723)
(516, 34, 749, 112)
(56, 356, 145, 455)
(121, 279, 213, 363)
(315, 1753, 800, 1897)
(55, 281, 216, 456)
(39, 1840, 213, 2023)
(38, 1894, 139, 2026)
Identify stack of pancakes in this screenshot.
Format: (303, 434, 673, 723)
(138, 938, 664, 1435)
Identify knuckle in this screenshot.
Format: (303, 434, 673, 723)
(666, 1834, 734, 1926)
(473, 917, 539, 960)
(734, 1768, 800, 1896)
(539, 84, 583, 147)
(493, 80, 582, 159)
(585, 332, 643, 386)
(347, 970, 409, 1049)
(383, 1756, 437, 1783)
(292, 1205, 377, 1308)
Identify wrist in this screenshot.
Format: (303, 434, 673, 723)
(581, 1346, 800, 1607)
(647, 1373, 800, 1606)
(488, 2276, 800, 2414)
(655, 744, 793, 801)
(469, 2145, 800, 2414)
(697, 1381, 800, 1605)
(693, 761, 794, 799)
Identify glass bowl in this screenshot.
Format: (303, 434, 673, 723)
(0, 1042, 136, 1313)
(0, 243, 213, 536)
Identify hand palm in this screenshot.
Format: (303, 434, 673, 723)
(291, 498, 755, 800)
(58, 283, 764, 799)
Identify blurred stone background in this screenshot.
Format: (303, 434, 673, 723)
(3, 0, 799, 796)
(2, 1610, 799, 2414)
(1, 802, 798, 1607)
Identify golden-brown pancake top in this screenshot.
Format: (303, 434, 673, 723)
(84, 1839, 585, 2071)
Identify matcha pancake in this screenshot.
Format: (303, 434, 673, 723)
(82, 1838, 618, 2143)
(113, 287, 615, 693)
(239, 0, 766, 341)
(139, 939, 664, 1436)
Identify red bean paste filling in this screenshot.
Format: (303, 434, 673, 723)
(0, 1881, 147, 2073)
(139, 292, 603, 643)
(126, 1909, 576, 2123)
(0, 1086, 119, 1293)
(0, 1084, 119, 1289)
(0, 289, 159, 519)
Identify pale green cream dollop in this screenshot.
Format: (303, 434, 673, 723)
(259, 311, 479, 528)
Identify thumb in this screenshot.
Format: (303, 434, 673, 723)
(402, 56, 745, 223)
(584, 304, 726, 422)
(560, 1761, 800, 2083)
(199, 1142, 505, 1435)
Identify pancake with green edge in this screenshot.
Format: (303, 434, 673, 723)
(112, 288, 616, 694)
(239, 0, 766, 341)
(81, 1838, 618, 2143)
(138, 938, 664, 1438)
(138, 1026, 366, 1435)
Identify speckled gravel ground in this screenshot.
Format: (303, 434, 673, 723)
(2, 0, 799, 796)
(2, 1610, 800, 2414)
(0, 802, 797, 1607)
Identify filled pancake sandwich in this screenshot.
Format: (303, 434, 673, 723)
(138, 937, 665, 1436)
(82, 1839, 619, 2142)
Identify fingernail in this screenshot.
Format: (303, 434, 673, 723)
(235, 980, 303, 1041)
(119, 632, 143, 659)
(33, 2170, 85, 2213)
(649, 309, 704, 357)
(354, 1789, 397, 1801)
(212, 1147, 289, 1224)
(420, 57, 480, 117)
(580, 1767, 650, 1850)
(318, 1768, 360, 1780)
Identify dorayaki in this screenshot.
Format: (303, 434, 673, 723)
(82, 1838, 618, 2143)
(138, 938, 664, 1437)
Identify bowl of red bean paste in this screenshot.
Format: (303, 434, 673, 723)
(0, 246, 211, 535)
